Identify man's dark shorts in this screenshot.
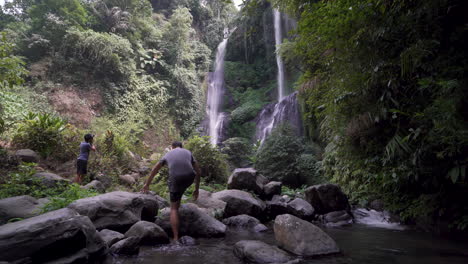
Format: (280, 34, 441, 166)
(77, 159, 88, 175)
(170, 192, 184, 203)
(168, 173, 195, 203)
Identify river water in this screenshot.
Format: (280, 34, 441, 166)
(115, 224, 468, 264)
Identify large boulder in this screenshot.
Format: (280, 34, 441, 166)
(266, 196, 314, 220)
(83, 180, 106, 193)
(287, 198, 314, 220)
(0, 195, 48, 224)
(266, 196, 291, 219)
(304, 184, 350, 214)
(99, 229, 124, 247)
(212, 190, 266, 218)
(319, 210, 353, 227)
(155, 203, 226, 238)
(124, 221, 169, 245)
(32, 172, 69, 188)
(274, 214, 339, 256)
(234, 240, 293, 264)
(222, 215, 267, 232)
(109, 237, 140, 255)
(194, 189, 227, 217)
(15, 149, 39, 163)
(68, 191, 159, 231)
(228, 168, 267, 195)
(0, 208, 105, 263)
(263, 181, 282, 199)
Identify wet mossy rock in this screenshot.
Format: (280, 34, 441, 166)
(222, 215, 268, 232)
(109, 237, 140, 256)
(227, 168, 268, 196)
(212, 189, 266, 218)
(234, 240, 293, 264)
(274, 214, 340, 256)
(304, 184, 351, 214)
(68, 191, 159, 231)
(99, 229, 125, 247)
(124, 221, 169, 245)
(194, 189, 227, 217)
(0, 208, 106, 263)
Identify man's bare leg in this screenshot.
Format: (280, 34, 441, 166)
(170, 201, 181, 242)
(74, 174, 82, 185)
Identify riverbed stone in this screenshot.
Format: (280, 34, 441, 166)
(0, 208, 106, 263)
(274, 214, 340, 256)
(195, 189, 227, 217)
(222, 214, 268, 232)
(179, 236, 196, 246)
(155, 203, 226, 238)
(99, 229, 124, 247)
(320, 210, 353, 227)
(109, 237, 140, 255)
(68, 191, 159, 231)
(234, 240, 293, 264)
(369, 199, 385, 211)
(304, 184, 350, 214)
(15, 149, 39, 163)
(228, 168, 266, 195)
(83, 180, 106, 193)
(287, 198, 314, 220)
(263, 181, 282, 199)
(266, 196, 290, 219)
(212, 189, 266, 218)
(0, 195, 48, 225)
(125, 221, 169, 245)
(32, 172, 69, 187)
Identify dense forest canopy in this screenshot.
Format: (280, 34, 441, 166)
(0, 0, 467, 233)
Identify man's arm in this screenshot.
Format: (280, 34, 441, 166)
(192, 161, 201, 200)
(141, 162, 163, 194)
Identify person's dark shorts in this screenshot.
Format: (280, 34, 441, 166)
(77, 159, 88, 175)
(170, 192, 185, 203)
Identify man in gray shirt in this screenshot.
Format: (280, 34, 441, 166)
(141, 141, 201, 242)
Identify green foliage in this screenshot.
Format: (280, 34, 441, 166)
(297, 154, 324, 186)
(0, 32, 28, 88)
(221, 137, 253, 169)
(255, 125, 304, 187)
(41, 184, 98, 213)
(281, 185, 307, 198)
(185, 135, 229, 183)
(0, 163, 68, 199)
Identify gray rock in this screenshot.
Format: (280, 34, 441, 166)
(138, 166, 151, 176)
(32, 172, 69, 188)
(83, 180, 105, 193)
(109, 237, 140, 255)
(287, 198, 314, 220)
(304, 184, 350, 214)
(119, 174, 136, 185)
(320, 210, 353, 227)
(155, 203, 226, 238)
(212, 190, 266, 218)
(99, 229, 125, 247)
(369, 199, 384, 211)
(274, 214, 340, 256)
(234, 240, 292, 264)
(228, 168, 265, 195)
(95, 173, 113, 189)
(0, 208, 105, 263)
(68, 191, 159, 231)
(194, 189, 226, 217)
(263, 181, 282, 199)
(125, 221, 169, 245)
(15, 149, 39, 163)
(223, 215, 267, 232)
(0, 195, 46, 224)
(179, 236, 196, 246)
(267, 195, 291, 219)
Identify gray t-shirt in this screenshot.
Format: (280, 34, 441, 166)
(78, 142, 92, 161)
(160, 148, 197, 192)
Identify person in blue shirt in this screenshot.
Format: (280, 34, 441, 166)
(75, 134, 96, 184)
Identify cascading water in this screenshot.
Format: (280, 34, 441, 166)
(206, 33, 229, 146)
(273, 9, 286, 101)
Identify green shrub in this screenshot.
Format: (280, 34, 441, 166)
(255, 125, 304, 187)
(185, 135, 229, 183)
(297, 154, 324, 186)
(41, 184, 98, 213)
(221, 137, 253, 169)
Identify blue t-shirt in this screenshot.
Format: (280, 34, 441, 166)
(78, 142, 92, 161)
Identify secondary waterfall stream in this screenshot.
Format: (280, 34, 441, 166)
(206, 35, 229, 146)
(273, 9, 286, 101)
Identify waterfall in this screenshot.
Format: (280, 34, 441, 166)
(273, 9, 286, 101)
(206, 34, 229, 146)
(353, 208, 406, 230)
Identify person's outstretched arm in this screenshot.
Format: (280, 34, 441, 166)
(141, 162, 163, 194)
(192, 161, 201, 201)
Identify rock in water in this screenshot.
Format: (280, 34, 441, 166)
(109, 237, 140, 255)
(222, 215, 268, 232)
(263, 181, 282, 199)
(212, 190, 266, 218)
(274, 214, 340, 256)
(125, 221, 169, 245)
(234, 240, 292, 264)
(228, 168, 267, 195)
(320, 210, 353, 227)
(0, 195, 48, 224)
(179, 236, 196, 246)
(195, 189, 227, 217)
(304, 184, 350, 214)
(99, 229, 125, 247)
(287, 198, 314, 220)
(68, 191, 159, 231)
(155, 203, 226, 238)
(0, 208, 105, 263)
(15, 149, 39, 163)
